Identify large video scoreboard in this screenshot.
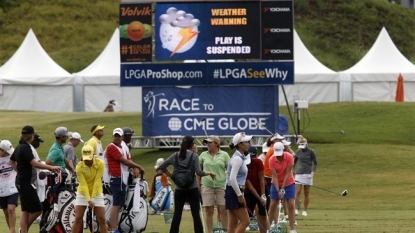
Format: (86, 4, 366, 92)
(120, 0, 294, 87)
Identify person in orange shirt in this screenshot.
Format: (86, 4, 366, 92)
(263, 134, 284, 210)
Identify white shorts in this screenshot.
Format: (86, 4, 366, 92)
(75, 193, 105, 207)
(295, 174, 313, 186)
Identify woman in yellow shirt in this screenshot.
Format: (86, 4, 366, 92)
(71, 145, 106, 233)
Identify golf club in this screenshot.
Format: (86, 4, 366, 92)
(255, 122, 274, 135)
(201, 117, 209, 138)
(295, 180, 348, 196)
(245, 206, 267, 233)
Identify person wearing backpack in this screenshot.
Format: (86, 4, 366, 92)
(157, 135, 216, 233)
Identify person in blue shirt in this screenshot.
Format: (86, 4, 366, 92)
(225, 132, 253, 233)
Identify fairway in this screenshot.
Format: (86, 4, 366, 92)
(0, 102, 414, 232)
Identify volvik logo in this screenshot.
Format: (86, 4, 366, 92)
(263, 7, 291, 13)
(120, 6, 151, 16)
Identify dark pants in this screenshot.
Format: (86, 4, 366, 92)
(170, 188, 203, 233)
(265, 177, 271, 211)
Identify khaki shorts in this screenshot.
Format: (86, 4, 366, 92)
(75, 193, 105, 207)
(201, 185, 225, 207)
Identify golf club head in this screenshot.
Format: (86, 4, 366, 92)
(200, 117, 209, 138)
(341, 130, 345, 135)
(341, 190, 348, 196)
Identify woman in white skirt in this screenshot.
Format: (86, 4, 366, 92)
(294, 137, 318, 217)
(71, 145, 106, 233)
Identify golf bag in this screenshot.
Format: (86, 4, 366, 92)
(40, 171, 78, 233)
(150, 174, 174, 213)
(118, 177, 149, 233)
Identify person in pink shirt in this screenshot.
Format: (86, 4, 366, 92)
(268, 142, 297, 233)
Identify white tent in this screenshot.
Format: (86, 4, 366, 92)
(0, 29, 74, 112)
(279, 30, 339, 105)
(73, 28, 142, 112)
(340, 27, 415, 102)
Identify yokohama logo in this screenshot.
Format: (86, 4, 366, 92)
(263, 49, 292, 54)
(263, 28, 291, 33)
(263, 7, 291, 12)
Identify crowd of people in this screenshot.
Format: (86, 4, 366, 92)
(1, 125, 318, 233)
(1, 124, 144, 233)
(155, 133, 318, 233)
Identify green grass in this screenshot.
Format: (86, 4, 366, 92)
(1, 0, 415, 72)
(1, 102, 415, 232)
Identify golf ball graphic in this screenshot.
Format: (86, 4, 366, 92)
(127, 21, 145, 41)
(143, 23, 152, 38)
(159, 7, 200, 56)
(119, 24, 129, 39)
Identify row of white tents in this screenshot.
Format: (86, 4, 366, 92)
(0, 27, 412, 112)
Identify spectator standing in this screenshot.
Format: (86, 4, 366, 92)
(46, 127, 75, 179)
(157, 136, 216, 233)
(294, 137, 318, 217)
(9, 125, 61, 233)
(0, 140, 18, 233)
(86, 125, 105, 160)
(106, 128, 144, 233)
(199, 135, 230, 233)
(64, 132, 83, 170)
(225, 132, 253, 233)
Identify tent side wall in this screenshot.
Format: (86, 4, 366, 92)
(0, 85, 73, 112)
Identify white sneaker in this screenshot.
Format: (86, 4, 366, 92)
(302, 210, 307, 216)
(290, 230, 297, 233)
(294, 220, 298, 226)
(285, 215, 289, 220)
(295, 209, 299, 216)
(183, 204, 191, 210)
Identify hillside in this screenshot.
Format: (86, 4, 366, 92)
(0, 0, 414, 72)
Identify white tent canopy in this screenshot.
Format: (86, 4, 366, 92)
(340, 27, 415, 101)
(73, 28, 142, 112)
(280, 30, 339, 105)
(0, 29, 74, 112)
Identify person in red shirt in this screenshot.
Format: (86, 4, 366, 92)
(105, 128, 145, 233)
(245, 146, 268, 233)
(268, 142, 297, 233)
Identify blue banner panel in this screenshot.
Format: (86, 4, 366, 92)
(155, 2, 261, 60)
(121, 61, 294, 86)
(142, 86, 279, 136)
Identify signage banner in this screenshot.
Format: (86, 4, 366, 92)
(261, 1, 294, 60)
(121, 61, 294, 86)
(119, 3, 153, 62)
(142, 86, 279, 136)
(155, 2, 262, 60)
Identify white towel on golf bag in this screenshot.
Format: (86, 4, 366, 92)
(132, 178, 141, 212)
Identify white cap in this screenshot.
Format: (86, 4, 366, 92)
(270, 133, 284, 141)
(113, 128, 124, 136)
(298, 137, 307, 149)
(0, 140, 14, 155)
(282, 139, 291, 146)
(70, 132, 84, 143)
(232, 132, 253, 146)
(274, 142, 284, 156)
(262, 142, 269, 154)
(154, 158, 164, 169)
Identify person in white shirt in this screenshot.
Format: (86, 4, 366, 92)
(0, 140, 18, 233)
